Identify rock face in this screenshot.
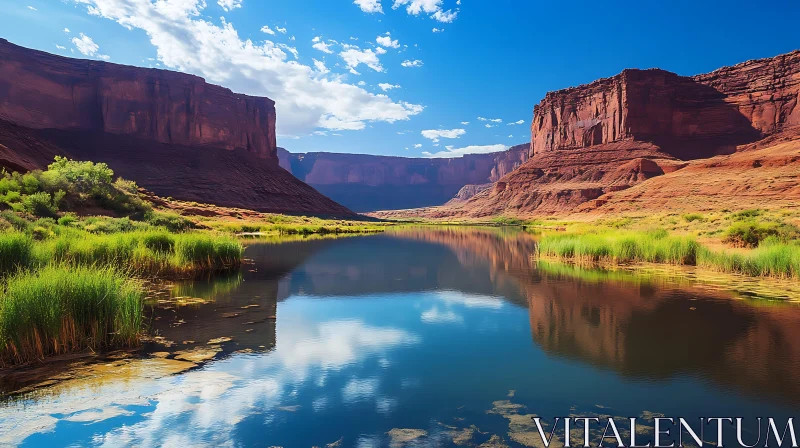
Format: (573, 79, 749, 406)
(0, 39, 353, 216)
(0, 39, 276, 160)
(389, 50, 800, 218)
(279, 144, 529, 212)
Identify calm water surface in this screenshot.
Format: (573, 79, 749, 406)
(1, 227, 799, 447)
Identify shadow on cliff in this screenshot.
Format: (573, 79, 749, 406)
(642, 79, 763, 160)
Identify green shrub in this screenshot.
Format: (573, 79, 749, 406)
(0, 265, 143, 367)
(683, 213, 705, 222)
(0, 211, 30, 232)
(57, 212, 78, 226)
(146, 211, 195, 232)
(731, 209, 762, 220)
(723, 220, 799, 248)
(22, 192, 58, 217)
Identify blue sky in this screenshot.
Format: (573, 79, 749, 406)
(3, 0, 799, 157)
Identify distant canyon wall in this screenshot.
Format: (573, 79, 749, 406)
(278, 144, 529, 212)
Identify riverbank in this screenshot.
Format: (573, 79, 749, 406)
(532, 208, 800, 279)
(0, 157, 389, 367)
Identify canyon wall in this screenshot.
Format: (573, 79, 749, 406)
(0, 39, 276, 160)
(0, 39, 352, 216)
(381, 49, 800, 218)
(279, 144, 529, 212)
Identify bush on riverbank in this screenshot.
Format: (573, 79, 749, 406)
(0, 157, 151, 218)
(0, 265, 143, 367)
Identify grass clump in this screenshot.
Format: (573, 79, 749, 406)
(698, 240, 800, 279)
(492, 216, 526, 226)
(538, 230, 699, 266)
(0, 265, 143, 367)
(0, 233, 33, 275)
(34, 231, 243, 277)
(683, 213, 705, 222)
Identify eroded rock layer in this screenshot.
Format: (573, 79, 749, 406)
(0, 39, 352, 216)
(279, 144, 529, 212)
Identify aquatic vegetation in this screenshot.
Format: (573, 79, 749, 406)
(537, 230, 699, 265)
(698, 241, 800, 279)
(209, 220, 387, 236)
(32, 230, 244, 277)
(538, 229, 800, 279)
(0, 265, 143, 367)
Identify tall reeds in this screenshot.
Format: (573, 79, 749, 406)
(0, 265, 143, 367)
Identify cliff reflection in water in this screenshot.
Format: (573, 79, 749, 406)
(256, 226, 800, 407)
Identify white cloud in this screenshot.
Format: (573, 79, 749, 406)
(432, 28, 443, 33)
(312, 59, 329, 74)
(71, 32, 99, 55)
(422, 144, 509, 158)
(378, 83, 400, 91)
(414, 143, 422, 148)
(70, 32, 110, 60)
(478, 117, 502, 123)
(376, 33, 399, 49)
(74, 0, 423, 135)
(339, 46, 384, 74)
(278, 43, 298, 59)
(460, 121, 469, 125)
(275, 26, 287, 34)
(507, 119, 525, 125)
(63, 28, 70, 33)
(401, 59, 423, 68)
(421, 128, 465, 142)
(260, 25, 275, 35)
(431, 9, 457, 22)
(311, 37, 334, 54)
(392, 0, 458, 22)
(485, 124, 495, 128)
(354, 0, 383, 13)
(55, 44, 67, 50)
(27, 5, 37, 11)
(217, 0, 241, 12)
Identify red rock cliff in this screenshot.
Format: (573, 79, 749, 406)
(0, 39, 276, 160)
(0, 39, 353, 216)
(377, 50, 800, 218)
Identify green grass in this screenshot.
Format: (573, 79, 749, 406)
(0, 233, 33, 275)
(538, 229, 800, 279)
(208, 221, 387, 236)
(0, 265, 143, 367)
(537, 229, 699, 265)
(32, 230, 244, 277)
(698, 241, 800, 279)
